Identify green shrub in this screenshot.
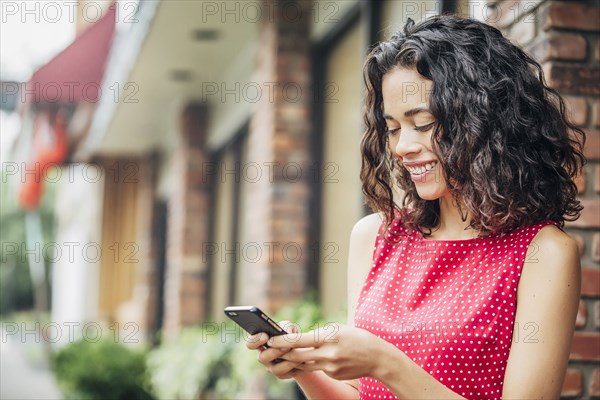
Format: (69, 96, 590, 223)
(146, 294, 345, 399)
(54, 339, 154, 400)
(147, 322, 263, 400)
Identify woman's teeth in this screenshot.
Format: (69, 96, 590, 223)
(406, 161, 437, 175)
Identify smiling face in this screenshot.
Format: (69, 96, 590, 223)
(382, 66, 450, 201)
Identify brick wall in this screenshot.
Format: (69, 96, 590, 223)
(163, 104, 211, 337)
(485, 1, 600, 397)
(135, 154, 161, 342)
(238, 0, 312, 312)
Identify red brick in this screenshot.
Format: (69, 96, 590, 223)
(567, 199, 600, 229)
(584, 130, 600, 161)
(595, 164, 600, 193)
(576, 300, 587, 329)
(590, 369, 600, 397)
(594, 301, 600, 329)
(551, 33, 587, 61)
(570, 332, 600, 361)
(561, 368, 582, 397)
(593, 233, 600, 262)
(568, 233, 585, 257)
(543, 63, 600, 96)
(162, 103, 213, 337)
(241, 2, 311, 314)
(581, 267, 600, 298)
(596, 40, 600, 62)
(564, 96, 588, 127)
(542, 2, 600, 31)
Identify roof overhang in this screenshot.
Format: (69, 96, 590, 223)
(76, 0, 259, 159)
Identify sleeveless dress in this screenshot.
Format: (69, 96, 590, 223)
(354, 213, 561, 400)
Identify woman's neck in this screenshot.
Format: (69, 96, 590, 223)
(429, 196, 479, 240)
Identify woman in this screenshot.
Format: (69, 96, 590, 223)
(247, 15, 584, 399)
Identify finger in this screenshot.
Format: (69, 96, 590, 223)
(268, 360, 303, 378)
(271, 323, 342, 348)
(280, 347, 322, 363)
(258, 347, 293, 365)
(268, 330, 320, 349)
(278, 320, 300, 334)
(293, 361, 324, 372)
(246, 332, 269, 350)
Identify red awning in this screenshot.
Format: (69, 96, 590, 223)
(27, 4, 116, 104)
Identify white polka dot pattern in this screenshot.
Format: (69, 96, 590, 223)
(354, 213, 561, 400)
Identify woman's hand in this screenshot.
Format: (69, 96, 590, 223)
(245, 321, 305, 380)
(268, 323, 386, 381)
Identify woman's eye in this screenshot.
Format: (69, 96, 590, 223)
(414, 122, 435, 132)
(386, 127, 400, 136)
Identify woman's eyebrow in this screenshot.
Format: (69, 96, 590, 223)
(382, 107, 431, 120)
(404, 107, 431, 117)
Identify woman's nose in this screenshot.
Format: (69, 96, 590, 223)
(394, 133, 422, 158)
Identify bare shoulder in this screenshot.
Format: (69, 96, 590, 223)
(525, 224, 579, 270)
(520, 224, 581, 297)
(350, 212, 384, 243)
(531, 224, 578, 249)
(504, 224, 581, 397)
(347, 213, 385, 324)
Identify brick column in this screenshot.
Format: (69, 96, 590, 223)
(163, 104, 210, 337)
(135, 153, 163, 343)
(485, 1, 600, 397)
(238, 0, 312, 312)
(120, 155, 159, 342)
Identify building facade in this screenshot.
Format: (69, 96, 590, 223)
(9, 0, 598, 397)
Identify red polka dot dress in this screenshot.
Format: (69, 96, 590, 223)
(354, 212, 561, 399)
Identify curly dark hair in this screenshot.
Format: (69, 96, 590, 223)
(360, 15, 586, 238)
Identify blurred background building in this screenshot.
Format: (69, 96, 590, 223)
(2, 0, 599, 397)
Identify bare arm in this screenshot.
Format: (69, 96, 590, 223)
(501, 225, 580, 398)
(371, 342, 468, 399)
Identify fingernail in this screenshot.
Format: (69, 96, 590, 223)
(267, 337, 274, 346)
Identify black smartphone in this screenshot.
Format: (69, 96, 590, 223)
(224, 306, 287, 338)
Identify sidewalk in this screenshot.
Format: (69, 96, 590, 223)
(1, 327, 63, 400)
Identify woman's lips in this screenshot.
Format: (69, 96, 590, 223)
(405, 161, 438, 181)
